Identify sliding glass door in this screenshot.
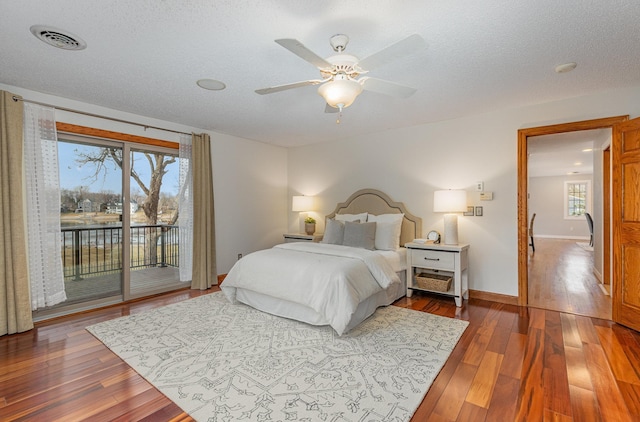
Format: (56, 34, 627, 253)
(57, 138, 124, 305)
(128, 146, 184, 297)
(35, 134, 186, 316)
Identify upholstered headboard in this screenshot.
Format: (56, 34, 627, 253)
(326, 189, 422, 246)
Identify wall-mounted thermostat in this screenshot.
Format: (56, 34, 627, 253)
(480, 191, 493, 201)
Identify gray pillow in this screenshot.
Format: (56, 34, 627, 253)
(322, 218, 345, 245)
(342, 221, 376, 250)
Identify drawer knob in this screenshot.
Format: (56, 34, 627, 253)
(424, 257, 440, 261)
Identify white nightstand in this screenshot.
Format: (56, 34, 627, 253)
(283, 233, 323, 243)
(405, 242, 469, 307)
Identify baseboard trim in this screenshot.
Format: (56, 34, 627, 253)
(593, 268, 602, 283)
(469, 289, 519, 306)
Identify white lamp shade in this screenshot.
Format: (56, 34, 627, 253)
(317, 76, 363, 109)
(433, 190, 467, 213)
(292, 195, 313, 212)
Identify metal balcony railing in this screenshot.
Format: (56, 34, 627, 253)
(60, 225, 179, 280)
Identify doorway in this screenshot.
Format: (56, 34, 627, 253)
(527, 129, 610, 318)
(517, 116, 629, 312)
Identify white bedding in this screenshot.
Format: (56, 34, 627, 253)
(221, 242, 404, 335)
(377, 247, 406, 272)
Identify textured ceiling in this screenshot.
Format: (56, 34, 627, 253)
(1, 1, 640, 147)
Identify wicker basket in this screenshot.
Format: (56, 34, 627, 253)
(415, 273, 452, 292)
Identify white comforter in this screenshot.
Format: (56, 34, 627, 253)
(221, 242, 400, 335)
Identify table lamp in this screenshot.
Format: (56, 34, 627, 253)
(433, 190, 467, 245)
(292, 195, 314, 233)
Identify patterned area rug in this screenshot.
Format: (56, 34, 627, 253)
(87, 292, 468, 422)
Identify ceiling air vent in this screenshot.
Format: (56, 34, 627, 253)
(30, 25, 87, 50)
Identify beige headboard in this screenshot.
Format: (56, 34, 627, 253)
(326, 188, 422, 246)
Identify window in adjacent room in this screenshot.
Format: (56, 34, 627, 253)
(564, 180, 590, 219)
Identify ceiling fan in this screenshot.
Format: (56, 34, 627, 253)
(255, 33, 426, 116)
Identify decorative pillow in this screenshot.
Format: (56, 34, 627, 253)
(335, 212, 368, 223)
(342, 221, 376, 250)
(367, 213, 404, 250)
(322, 218, 345, 245)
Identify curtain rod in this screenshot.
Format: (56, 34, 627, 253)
(11, 95, 192, 136)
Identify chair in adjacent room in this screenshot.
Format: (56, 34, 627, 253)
(585, 212, 594, 247)
(529, 213, 536, 252)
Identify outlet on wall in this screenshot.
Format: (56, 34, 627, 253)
(475, 181, 484, 192)
(237, 253, 242, 260)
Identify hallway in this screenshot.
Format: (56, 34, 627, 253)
(528, 237, 611, 320)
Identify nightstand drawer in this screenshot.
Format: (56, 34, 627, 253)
(411, 249, 455, 270)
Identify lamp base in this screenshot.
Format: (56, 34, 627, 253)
(443, 214, 459, 245)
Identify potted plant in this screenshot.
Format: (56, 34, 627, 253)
(304, 216, 316, 235)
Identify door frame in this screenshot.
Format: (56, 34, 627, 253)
(517, 116, 628, 306)
(603, 146, 611, 285)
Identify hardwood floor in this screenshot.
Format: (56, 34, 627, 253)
(2, 287, 639, 421)
(528, 238, 611, 320)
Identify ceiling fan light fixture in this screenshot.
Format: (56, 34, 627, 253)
(317, 76, 363, 109)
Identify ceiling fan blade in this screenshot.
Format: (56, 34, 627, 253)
(255, 79, 325, 95)
(360, 77, 417, 98)
(357, 34, 426, 71)
(275, 39, 333, 70)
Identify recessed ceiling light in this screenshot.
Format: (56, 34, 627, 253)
(574, 162, 582, 165)
(30, 25, 86, 50)
(582, 148, 593, 152)
(567, 171, 580, 174)
(197, 79, 226, 90)
(555, 62, 577, 73)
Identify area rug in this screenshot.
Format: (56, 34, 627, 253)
(87, 292, 468, 421)
(576, 242, 594, 251)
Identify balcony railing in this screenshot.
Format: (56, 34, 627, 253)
(61, 225, 179, 280)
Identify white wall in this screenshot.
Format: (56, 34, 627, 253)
(1, 83, 288, 274)
(288, 86, 640, 297)
(529, 174, 592, 239)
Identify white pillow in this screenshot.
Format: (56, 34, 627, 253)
(335, 212, 368, 223)
(367, 213, 404, 250)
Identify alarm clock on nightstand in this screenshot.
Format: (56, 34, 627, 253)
(426, 230, 441, 244)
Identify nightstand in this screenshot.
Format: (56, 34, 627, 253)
(283, 233, 323, 243)
(405, 242, 469, 307)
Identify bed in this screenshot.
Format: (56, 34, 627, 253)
(221, 189, 422, 335)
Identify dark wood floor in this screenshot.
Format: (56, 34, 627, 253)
(2, 287, 639, 420)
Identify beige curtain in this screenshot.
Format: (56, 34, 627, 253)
(0, 91, 33, 336)
(191, 133, 216, 289)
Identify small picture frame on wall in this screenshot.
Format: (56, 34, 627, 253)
(463, 206, 474, 216)
(475, 206, 483, 216)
